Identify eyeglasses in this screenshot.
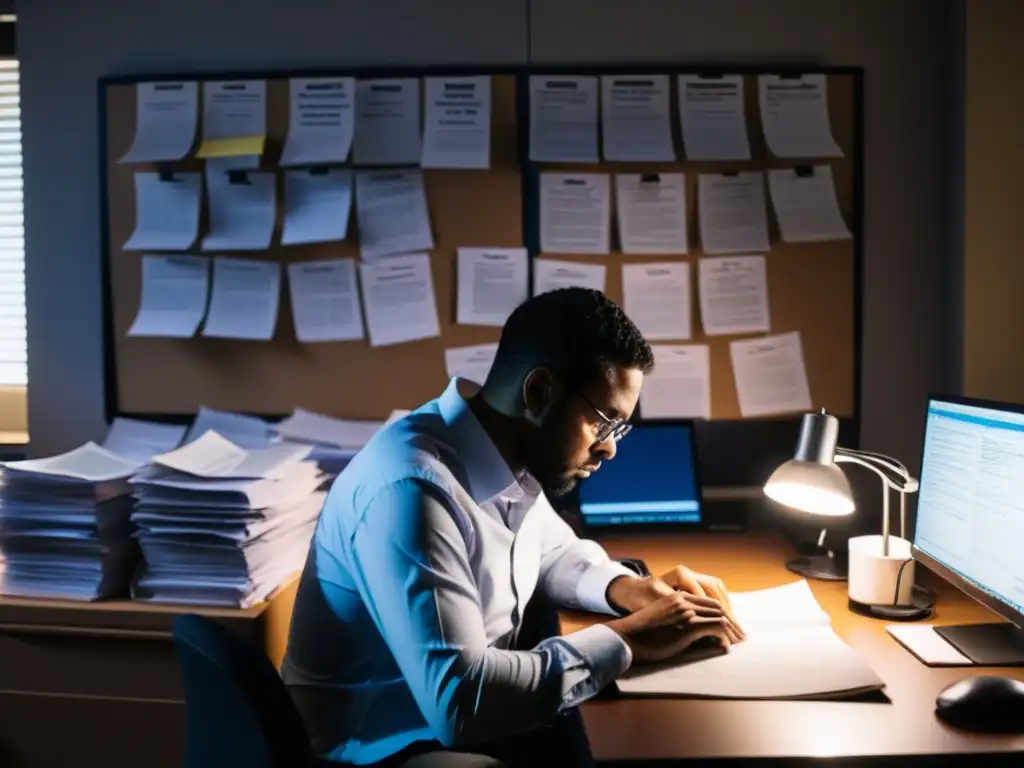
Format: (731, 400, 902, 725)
(574, 392, 633, 444)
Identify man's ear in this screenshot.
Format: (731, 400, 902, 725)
(522, 367, 555, 425)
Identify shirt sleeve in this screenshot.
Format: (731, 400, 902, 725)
(343, 478, 631, 748)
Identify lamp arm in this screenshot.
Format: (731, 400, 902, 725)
(833, 453, 909, 491)
(834, 453, 917, 557)
(836, 446, 911, 477)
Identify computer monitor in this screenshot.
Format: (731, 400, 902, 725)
(913, 394, 1024, 664)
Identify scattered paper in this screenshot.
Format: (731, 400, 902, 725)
(698, 255, 770, 336)
(456, 247, 529, 327)
(698, 172, 771, 254)
(103, 418, 187, 463)
(730, 331, 812, 417)
(201, 257, 281, 341)
(276, 408, 382, 448)
(281, 169, 353, 246)
(196, 80, 267, 159)
(201, 170, 276, 251)
(767, 166, 851, 243)
(123, 172, 202, 252)
(540, 173, 610, 254)
(353, 78, 421, 166)
(640, 345, 711, 419)
(677, 74, 751, 161)
(355, 170, 434, 261)
(422, 76, 491, 169)
(359, 253, 440, 347)
(280, 77, 355, 166)
(120, 81, 198, 163)
(183, 407, 272, 449)
(621, 262, 692, 340)
(445, 343, 498, 386)
(153, 430, 310, 480)
(529, 76, 599, 163)
(758, 74, 842, 159)
(286, 258, 364, 343)
(601, 74, 675, 162)
(533, 259, 606, 295)
(128, 254, 210, 338)
(615, 173, 688, 254)
(0, 442, 141, 483)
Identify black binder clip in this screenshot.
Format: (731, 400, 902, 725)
(778, 72, 805, 80)
(156, 165, 176, 182)
(697, 73, 724, 79)
(640, 172, 661, 184)
(720, 169, 740, 177)
(308, 166, 330, 176)
(794, 165, 815, 178)
(227, 169, 252, 185)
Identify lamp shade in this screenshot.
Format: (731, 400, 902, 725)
(764, 459, 855, 516)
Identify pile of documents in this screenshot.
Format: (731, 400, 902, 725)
(274, 407, 408, 477)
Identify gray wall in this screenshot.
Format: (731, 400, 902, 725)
(17, 0, 962, 473)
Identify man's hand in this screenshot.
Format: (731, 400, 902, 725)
(605, 593, 741, 663)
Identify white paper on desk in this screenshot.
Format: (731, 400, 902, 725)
(456, 247, 529, 327)
(128, 254, 210, 338)
(359, 253, 440, 347)
(730, 331, 812, 417)
(640, 344, 711, 420)
(123, 172, 201, 252)
(102, 418, 187, 464)
(678, 74, 751, 161)
(601, 74, 675, 162)
(767, 165, 851, 243)
(120, 82, 198, 163)
(615, 173, 688, 255)
(422, 76, 491, 169)
(621, 262, 691, 341)
(758, 74, 843, 159)
(201, 170, 276, 251)
(445, 343, 499, 387)
(282, 169, 353, 246)
(280, 77, 355, 166)
(1, 442, 142, 483)
(355, 170, 434, 261)
(276, 408, 382, 448)
(286, 258, 364, 343)
(197, 80, 267, 158)
(152, 430, 310, 480)
(533, 259, 606, 295)
(698, 172, 771, 255)
(529, 75, 599, 163)
(540, 173, 610, 254)
(183, 407, 272, 449)
(698, 255, 770, 336)
(201, 257, 281, 341)
(353, 78, 421, 166)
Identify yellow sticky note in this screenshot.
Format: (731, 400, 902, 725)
(196, 135, 266, 159)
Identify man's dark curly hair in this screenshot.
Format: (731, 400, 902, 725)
(489, 288, 654, 390)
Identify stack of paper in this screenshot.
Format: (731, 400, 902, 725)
(0, 444, 143, 601)
(273, 408, 404, 477)
(129, 432, 325, 608)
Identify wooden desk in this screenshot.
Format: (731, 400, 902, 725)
(561, 533, 1024, 765)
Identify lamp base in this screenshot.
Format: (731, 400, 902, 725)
(786, 554, 847, 581)
(848, 597, 933, 622)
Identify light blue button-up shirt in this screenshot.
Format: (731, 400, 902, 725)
(281, 378, 634, 764)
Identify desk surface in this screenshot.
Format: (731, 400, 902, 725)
(561, 533, 1024, 763)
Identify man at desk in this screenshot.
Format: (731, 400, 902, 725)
(283, 288, 743, 767)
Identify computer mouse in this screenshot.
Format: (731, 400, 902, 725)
(935, 675, 1024, 733)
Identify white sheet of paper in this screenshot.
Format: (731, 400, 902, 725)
(280, 77, 355, 166)
(128, 254, 210, 338)
(120, 82, 198, 163)
(445, 343, 499, 386)
(153, 430, 309, 480)
(282, 169, 353, 246)
(456, 247, 529, 327)
(529, 76, 599, 163)
(601, 74, 675, 162)
(359, 253, 440, 347)
(277, 408, 382, 448)
(698, 255, 770, 336)
(201, 170, 276, 251)
(540, 173, 610, 254)
(201, 257, 281, 341)
(123, 172, 202, 252)
(199, 80, 266, 153)
(183, 407, 272, 449)
(1, 442, 142, 483)
(353, 78, 421, 166)
(767, 166, 851, 243)
(103, 418, 187, 463)
(640, 344, 711, 419)
(698, 172, 771, 254)
(758, 74, 843, 159)
(533, 259, 606, 295)
(678, 74, 751, 161)
(730, 331, 812, 417)
(615, 173, 688, 255)
(355, 170, 434, 261)
(286, 258, 364, 343)
(621, 262, 691, 340)
(422, 76, 491, 169)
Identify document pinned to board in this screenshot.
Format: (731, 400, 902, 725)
(456, 247, 529, 327)
(353, 78, 421, 166)
(120, 82, 198, 163)
(540, 173, 611, 254)
(201, 170, 276, 251)
(355, 170, 434, 262)
(529, 75, 599, 163)
(445, 343, 499, 386)
(183, 407, 273, 449)
(758, 74, 843, 159)
(123, 172, 202, 251)
(201, 257, 282, 341)
(279, 77, 355, 167)
(677, 74, 751, 161)
(640, 344, 711, 420)
(698, 255, 770, 337)
(533, 259, 606, 296)
(196, 80, 267, 159)
(600, 74, 675, 162)
(767, 165, 851, 243)
(286, 258, 364, 343)
(359, 253, 440, 347)
(730, 331, 812, 417)
(621, 262, 692, 341)
(103, 418, 187, 464)
(698, 172, 771, 255)
(207, 154, 260, 173)
(281, 168, 353, 246)
(422, 76, 491, 169)
(615, 173, 688, 255)
(128, 254, 210, 338)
